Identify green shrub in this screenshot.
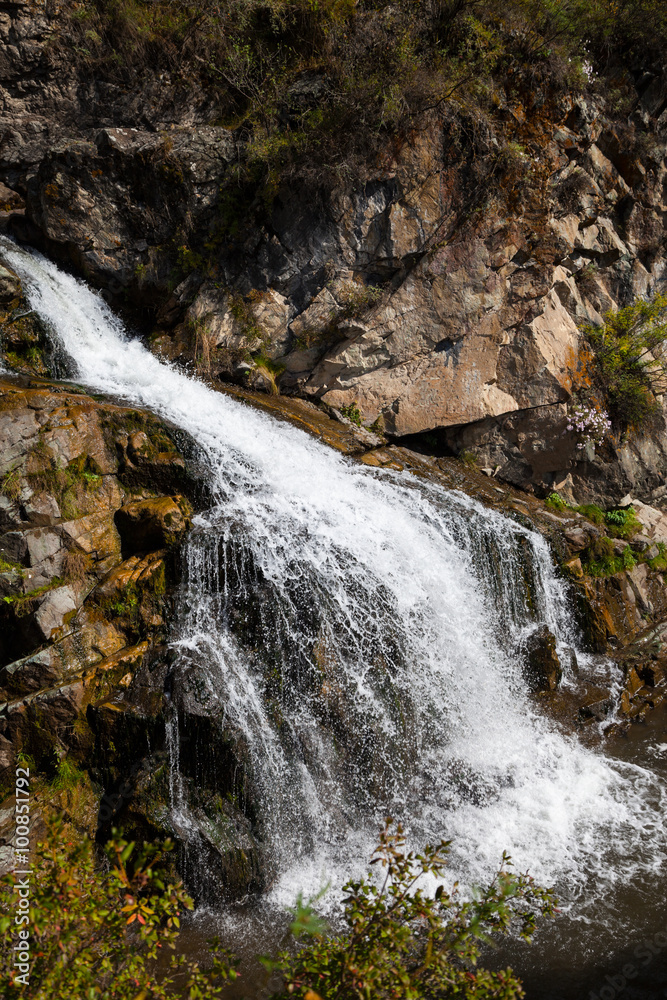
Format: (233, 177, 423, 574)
(0, 816, 554, 999)
(582, 293, 667, 427)
(61, 0, 667, 201)
(581, 536, 637, 577)
(49, 757, 87, 792)
(604, 506, 641, 539)
(0, 818, 238, 996)
(545, 491, 568, 511)
(269, 820, 556, 1000)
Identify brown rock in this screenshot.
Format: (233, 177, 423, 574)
(114, 496, 191, 554)
(524, 625, 562, 692)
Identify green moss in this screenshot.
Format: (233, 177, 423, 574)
(575, 503, 606, 525)
(459, 449, 478, 468)
(340, 402, 362, 426)
(648, 542, 667, 573)
(27, 451, 103, 520)
(581, 536, 636, 577)
(0, 555, 24, 576)
(2, 577, 65, 611)
(546, 494, 640, 539)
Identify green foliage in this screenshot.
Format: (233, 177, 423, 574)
(546, 495, 640, 539)
(63, 0, 667, 201)
(545, 491, 568, 512)
(604, 505, 641, 539)
(583, 537, 636, 577)
(459, 448, 479, 468)
(0, 818, 238, 997)
(106, 585, 140, 620)
(0, 554, 24, 575)
(337, 281, 382, 318)
(176, 244, 205, 276)
(26, 447, 104, 520)
(0, 466, 22, 501)
(269, 820, 556, 1000)
(369, 414, 385, 436)
(251, 352, 286, 394)
(230, 292, 264, 343)
(575, 503, 605, 525)
(583, 294, 667, 427)
(648, 542, 667, 572)
(0, 818, 554, 1000)
(2, 578, 65, 611)
(340, 402, 362, 426)
(49, 757, 86, 792)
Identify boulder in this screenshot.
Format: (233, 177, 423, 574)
(114, 496, 191, 554)
(523, 625, 562, 692)
(0, 264, 20, 302)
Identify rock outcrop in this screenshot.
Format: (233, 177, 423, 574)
(1, 3, 667, 507)
(0, 355, 265, 897)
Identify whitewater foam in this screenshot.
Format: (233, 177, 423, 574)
(2, 237, 665, 928)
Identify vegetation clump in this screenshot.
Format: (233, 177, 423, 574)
(545, 494, 641, 540)
(581, 535, 636, 577)
(269, 820, 556, 999)
(0, 818, 555, 999)
(339, 401, 362, 426)
(582, 293, 667, 428)
(0, 818, 238, 997)
(62, 0, 667, 203)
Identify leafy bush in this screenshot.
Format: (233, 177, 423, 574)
(270, 821, 556, 1000)
(0, 818, 238, 997)
(581, 535, 636, 577)
(0, 819, 555, 1000)
(604, 506, 641, 539)
(582, 294, 667, 427)
(545, 491, 569, 512)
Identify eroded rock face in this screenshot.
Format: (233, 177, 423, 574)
(0, 370, 268, 898)
(2, 0, 667, 509)
(0, 375, 193, 688)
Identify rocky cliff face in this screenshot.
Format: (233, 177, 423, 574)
(0, 22, 664, 510)
(2, 3, 667, 509)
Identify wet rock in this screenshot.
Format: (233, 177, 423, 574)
(0, 263, 20, 302)
(0, 377, 195, 801)
(564, 525, 589, 551)
(524, 625, 562, 692)
(579, 696, 613, 721)
(114, 496, 191, 555)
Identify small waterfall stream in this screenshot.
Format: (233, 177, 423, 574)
(2, 238, 666, 972)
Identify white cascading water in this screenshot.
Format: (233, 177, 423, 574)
(2, 237, 666, 933)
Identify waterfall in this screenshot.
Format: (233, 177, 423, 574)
(2, 237, 665, 933)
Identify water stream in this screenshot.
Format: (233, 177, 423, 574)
(2, 237, 666, 996)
